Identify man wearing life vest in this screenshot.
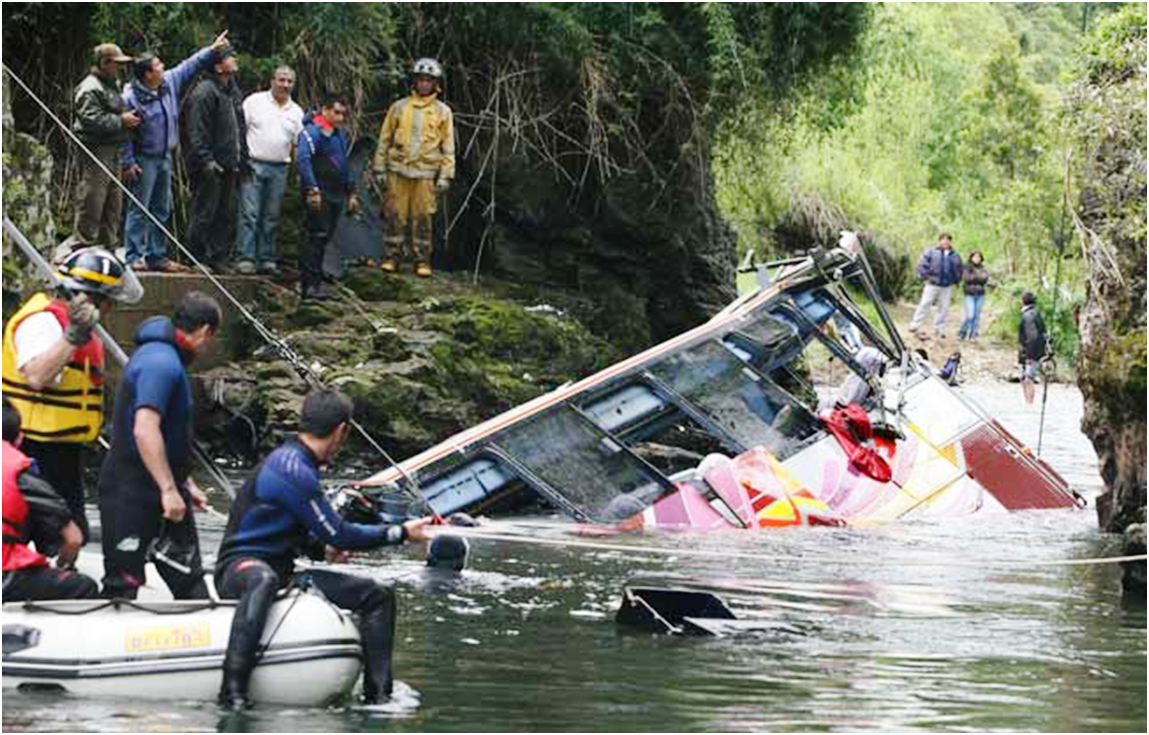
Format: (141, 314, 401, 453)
(1, 247, 143, 542)
(373, 57, 456, 278)
(2, 399, 100, 600)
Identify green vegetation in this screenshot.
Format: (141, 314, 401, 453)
(713, 3, 1128, 364)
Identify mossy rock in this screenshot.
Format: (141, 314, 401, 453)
(343, 268, 420, 303)
(287, 301, 340, 329)
(221, 273, 622, 462)
(371, 331, 414, 362)
(290, 331, 372, 365)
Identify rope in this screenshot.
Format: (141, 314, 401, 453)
(426, 526, 1147, 570)
(3, 214, 240, 499)
(1038, 158, 1072, 456)
(2, 63, 432, 513)
(21, 597, 221, 616)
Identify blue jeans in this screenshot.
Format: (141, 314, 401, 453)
(236, 161, 288, 267)
(959, 294, 985, 340)
(123, 154, 173, 265)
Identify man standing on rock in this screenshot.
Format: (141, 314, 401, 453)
(373, 58, 455, 278)
(296, 92, 361, 300)
(1017, 291, 1048, 405)
(121, 30, 230, 273)
(185, 44, 246, 273)
(908, 232, 962, 341)
(65, 43, 140, 253)
(235, 66, 304, 276)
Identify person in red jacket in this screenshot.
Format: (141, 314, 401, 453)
(2, 398, 100, 600)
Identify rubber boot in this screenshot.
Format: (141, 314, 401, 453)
(357, 585, 398, 703)
(218, 571, 278, 710)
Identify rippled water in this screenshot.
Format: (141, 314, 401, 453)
(3, 383, 1145, 732)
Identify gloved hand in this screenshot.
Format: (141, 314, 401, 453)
(64, 295, 99, 346)
(435, 177, 451, 193)
(347, 193, 362, 217)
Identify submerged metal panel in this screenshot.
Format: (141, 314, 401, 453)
(420, 457, 516, 515)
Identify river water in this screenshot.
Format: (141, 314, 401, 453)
(3, 383, 1145, 732)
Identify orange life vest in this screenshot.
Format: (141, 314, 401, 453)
(2, 440, 50, 572)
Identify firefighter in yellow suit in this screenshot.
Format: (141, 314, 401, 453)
(373, 58, 455, 278)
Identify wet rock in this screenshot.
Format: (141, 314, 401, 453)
(1067, 16, 1147, 551)
(195, 273, 620, 462)
(2, 74, 56, 315)
(443, 137, 736, 352)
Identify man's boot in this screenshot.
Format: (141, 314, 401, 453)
(218, 571, 278, 710)
(357, 584, 398, 703)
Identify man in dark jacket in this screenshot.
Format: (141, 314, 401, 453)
(908, 232, 963, 340)
(296, 93, 361, 300)
(1017, 291, 1048, 405)
(215, 389, 432, 709)
(98, 292, 221, 599)
(65, 43, 141, 252)
(185, 45, 246, 272)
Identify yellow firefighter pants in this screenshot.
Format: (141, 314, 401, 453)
(383, 174, 437, 262)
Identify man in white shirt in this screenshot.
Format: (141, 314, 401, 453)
(235, 66, 304, 276)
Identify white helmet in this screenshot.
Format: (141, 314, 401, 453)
(57, 246, 144, 304)
(412, 57, 443, 80)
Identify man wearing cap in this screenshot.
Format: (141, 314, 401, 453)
(121, 31, 230, 273)
(65, 44, 140, 252)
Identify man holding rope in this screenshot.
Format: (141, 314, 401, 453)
(214, 388, 433, 709)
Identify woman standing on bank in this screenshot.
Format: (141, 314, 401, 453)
(958, 250, 990, 341)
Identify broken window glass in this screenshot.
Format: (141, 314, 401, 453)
(494, 405, 672, 522)
(647, 339, 821, 459)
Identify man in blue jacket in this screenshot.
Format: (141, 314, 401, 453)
(121, 31, 230, 273)
(908, 232, 963, 340)
(214, 389, 432, 709)
(98, 291, 222, 599)
(296, 93, 361, 300)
